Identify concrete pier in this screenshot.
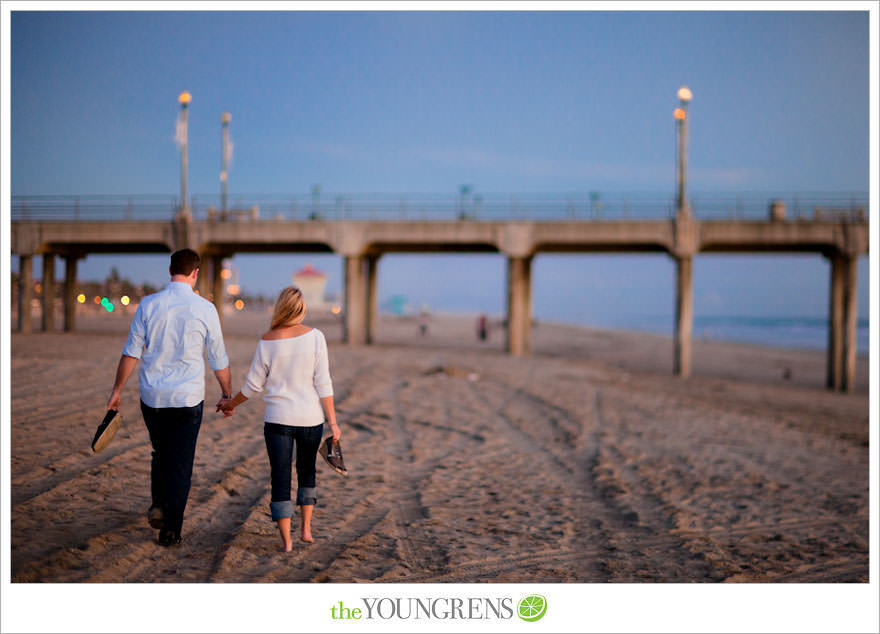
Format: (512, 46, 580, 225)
(826, 254, 845, 390)
(18, 255, 33, 333)
(212, 255, 224, 324)
(826, 253, 860, 393)
(842, 255, 858, 393)
(10, 214, 868, 389)
(674, 255, 693, 378)
(197, 252, 212, 298)
(366, 255, 379, 344)
(506, 256, 532, 356)
(41, 254, 55, 332)
(63, 256, 78, 332)
(344, 255, 367, 345)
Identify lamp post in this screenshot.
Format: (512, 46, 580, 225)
(221, 112, 231, 214)
(178, 91, 192, 217)
(674, 86, 692, 217)
(458, 184, 472, 219)
(673, 86, 694, 379)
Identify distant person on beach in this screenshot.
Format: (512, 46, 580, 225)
(218, 286, 340, 551)
(477, 313, 488, 341)
(106, 248, 232, 547)
(418, 310, 429, 337)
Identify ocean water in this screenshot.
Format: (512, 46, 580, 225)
(577, 314, 870, 355)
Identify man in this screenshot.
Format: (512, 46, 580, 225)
(106, 248, 232, 547)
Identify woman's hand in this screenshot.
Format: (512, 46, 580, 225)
(319, 396, 339, 441)
(217, 391, 247, 418)
(216, 398, 235, 417)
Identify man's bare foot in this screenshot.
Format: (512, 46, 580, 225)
(301, 530, 314, 543)
(281, 535, 293, 552)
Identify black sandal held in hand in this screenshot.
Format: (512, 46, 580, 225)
(318, 437, 348, 475)
(91, 409, 123, 453)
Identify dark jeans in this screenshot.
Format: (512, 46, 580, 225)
(141, 400, 204, 534)
(264, 422, 323, 520)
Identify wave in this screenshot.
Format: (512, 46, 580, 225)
(570, 314, 870, 354)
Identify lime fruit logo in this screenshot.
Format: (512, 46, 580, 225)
(517, 595, 547, 622)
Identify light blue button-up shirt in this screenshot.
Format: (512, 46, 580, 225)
(122, 281, 229, 408)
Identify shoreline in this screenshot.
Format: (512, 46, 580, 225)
(531, 315, 869, 357)
(14, 301, 870, 354)
(13, 306, 869, 393)
(365, 311, 869, 393)
(14, 300, 870, 353)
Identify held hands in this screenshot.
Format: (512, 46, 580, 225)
(216, 397, 235, 417)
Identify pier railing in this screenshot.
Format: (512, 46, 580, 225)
(10, 192, 868, 222)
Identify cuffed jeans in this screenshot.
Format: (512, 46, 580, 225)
(264, 422, 323, 521)
(141, 400, 203, 534)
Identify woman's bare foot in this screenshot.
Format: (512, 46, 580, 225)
(277, 517, 293, 552)
(300, 504, 315, 543)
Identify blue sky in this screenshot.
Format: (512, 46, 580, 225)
(7, 9, 872, 331)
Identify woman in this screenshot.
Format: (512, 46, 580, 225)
(218, 287, 341, 551)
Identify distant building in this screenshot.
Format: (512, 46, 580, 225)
(293, 263, 328, 310)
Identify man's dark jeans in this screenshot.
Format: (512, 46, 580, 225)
(141, 400, 204, 534)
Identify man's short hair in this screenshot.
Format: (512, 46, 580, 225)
(170, 249, 201, 276)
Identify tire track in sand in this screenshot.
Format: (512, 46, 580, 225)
(12, 438, 152, 507)
(471, 378, 617, 581)
(12, 434, 267, 582)
(87, 445, 272, 582)
(470, 378, 718, 581)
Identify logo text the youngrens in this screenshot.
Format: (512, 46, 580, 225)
(330, 597, 515, 621)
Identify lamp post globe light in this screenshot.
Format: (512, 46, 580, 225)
(178, 91, 192, 218)
(675, 85, 692, 217)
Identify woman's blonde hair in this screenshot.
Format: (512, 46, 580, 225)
(270, 286, 307, 329)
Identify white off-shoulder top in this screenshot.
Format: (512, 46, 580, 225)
(240, 328, 333, 427)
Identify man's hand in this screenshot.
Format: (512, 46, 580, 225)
(216, 398, 235, 417)
(108, 355, 138, 412)
(107, 389, 122, 412)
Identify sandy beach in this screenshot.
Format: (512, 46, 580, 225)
(9, 308, 869, 582)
